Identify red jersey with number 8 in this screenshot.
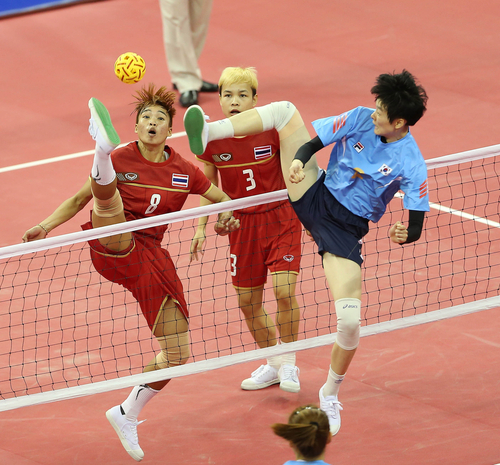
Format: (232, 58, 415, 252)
(112, 141, 212, 238)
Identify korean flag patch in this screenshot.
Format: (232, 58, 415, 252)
(378, 164, 393, 176)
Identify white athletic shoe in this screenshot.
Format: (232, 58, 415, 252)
(241, 364, 280, 390)
(88, 97, 121, 154)
(106, 405, 145, 462)
(183, 104, 209, 156)
(279, 364, 300, 393)
(319, 385, 343, 436)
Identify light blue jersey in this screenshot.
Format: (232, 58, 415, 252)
(312, 106, 429, 223)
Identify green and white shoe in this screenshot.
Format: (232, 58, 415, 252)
(88, 97, 120, 153)
(183, 104, 208, 156)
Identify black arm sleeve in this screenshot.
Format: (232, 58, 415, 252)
(293, 136, 325, 166)
(404, 210, 426, 244)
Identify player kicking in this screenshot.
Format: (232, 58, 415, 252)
(183, 70, 429, 435)
(189, 67, 303, 393)
(23, 84, 239, 461)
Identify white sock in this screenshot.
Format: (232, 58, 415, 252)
(267, 353, 282, 371)
(280, 342, 296, 367)
(207, 119, 235, 143)
(121, 384, 159, 421)
(91, 143, 116, 186)
(323, 367, 345, 397)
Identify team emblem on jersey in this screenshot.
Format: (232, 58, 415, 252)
(254, 145, 272, 160)
(283, 254, 295, 262)
(116, 172, 139, 181)
(353, 142, 364, 153)
(172, 173, 189, 187)
(378, 164, 393, 176)
(352, 167, 364, 180)
(213, 153, 232, 162)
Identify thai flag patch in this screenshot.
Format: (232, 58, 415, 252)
(254, 145, 272, 160)
(172, 173, 189, 187)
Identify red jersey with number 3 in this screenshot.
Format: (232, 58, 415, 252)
(112, 142, 212, 237)
(196, 130, 283, 213)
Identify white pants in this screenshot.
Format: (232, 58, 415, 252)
(159, 0, 213, 93)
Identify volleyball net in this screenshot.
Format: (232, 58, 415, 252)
(1, 144, 499, 412)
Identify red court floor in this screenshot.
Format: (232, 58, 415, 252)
(0, 0, 499, 464)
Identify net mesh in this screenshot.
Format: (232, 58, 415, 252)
(1, 144, 499, 410)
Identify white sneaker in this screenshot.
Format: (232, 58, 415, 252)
(183, 104, 209, 155)
(241, 364, 280, 390)
(106, 405, 145, 462)
(319, 385, 343, 435)
(279, 364, 300, 393)
(88, 97, 120, 154)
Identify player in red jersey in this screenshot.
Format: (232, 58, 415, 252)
(22, 84, 239, 462)
(190, 67, 303, 393)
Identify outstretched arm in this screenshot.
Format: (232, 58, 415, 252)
(22, 178, 93, 242)
(389, 210, 425, 244)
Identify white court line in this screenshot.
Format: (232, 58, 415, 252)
(0, 131, 186, 174)
(394, 192, 499, 228)
(428, 201, 500, 229)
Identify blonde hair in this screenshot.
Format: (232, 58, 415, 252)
(133, 83, 177, 125)
(218, 67, 258, 96)
(271, 405, 330, 460)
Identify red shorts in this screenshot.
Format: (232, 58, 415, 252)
(82, 221, 188, 330)
(229, 201, 302, 289)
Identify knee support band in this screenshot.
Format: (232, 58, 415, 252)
(155, 331, 190, 369)
(335, 298, 361, 351)
(92, 189, 123, 218)
(256, 101, 296, 132)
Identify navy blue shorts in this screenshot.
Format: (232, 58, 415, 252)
(290, 171, 369, 266)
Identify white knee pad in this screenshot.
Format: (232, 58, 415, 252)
(256, 101, 296, 132)
(335, 298, 361, 351)
(154, 331, 190, 368)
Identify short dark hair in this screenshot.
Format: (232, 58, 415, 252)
(371, 70, 428, 126)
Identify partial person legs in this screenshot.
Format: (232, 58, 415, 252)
(106, 298, 190, 462)
(159, 0, 204, 93)
(273, 272, 300, 393)
(319, 252, 362, 435)
(87, 98, 132, 252)
(238, 287, 281, 391)
(239, 273, 301, 393)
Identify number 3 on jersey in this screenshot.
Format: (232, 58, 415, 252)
(242, 168, 256, 191)
(145, 193, 161, 214)
(230, 253, 237, 276)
